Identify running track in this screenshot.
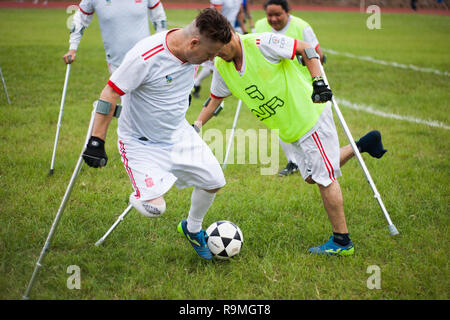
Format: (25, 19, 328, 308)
(1, 1, 449, 16)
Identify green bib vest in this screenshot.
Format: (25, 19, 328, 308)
(255, 16, 312, 81)
(215, 33, 324, 142)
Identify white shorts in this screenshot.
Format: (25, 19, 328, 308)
(290, 104, 341, 187)
(118, 125, 226, 201)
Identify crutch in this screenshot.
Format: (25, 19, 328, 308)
(22, 105, 96, 300)
(95, 204, 133, 246)
(222, 99, 242, 169)
(0, 64, 11, 104)
(49, 59, 72, 175)
(318, 62, 399, 236)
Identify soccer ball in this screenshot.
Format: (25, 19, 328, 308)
(206, 221, 243, 260)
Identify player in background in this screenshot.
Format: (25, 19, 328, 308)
(192, 0, 247, 99)
(82, 9, 233, 261)
(240, 0, 255, 33)
(63, 0, 168, 74)
(255, 0, 325, 177)
(194, 31, 387, 256)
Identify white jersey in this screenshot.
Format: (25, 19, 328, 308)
(210, 0, 242, 29)
(108, 30, 196, 144)
(69, 0, 166, 67)
(211, 33, 296, 98)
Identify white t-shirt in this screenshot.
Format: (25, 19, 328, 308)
(210, 0, 242, 29)
(70, 0, 166, 67)
(275, 16, 319, 50)
(211, 33, 297, 98)
(108, 30, 196, 143)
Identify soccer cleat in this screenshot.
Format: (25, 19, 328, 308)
(192, 85, 201, 98)
(308, 236, 354, 256)
(177, 220, 212, 260)
(278, 161, 298, 176)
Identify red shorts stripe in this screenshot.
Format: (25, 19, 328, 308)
(148, 0, 160, 9)
(107, 80, 125, 96)
(119, 140, 141, 199)
(312, 132, 335, 181)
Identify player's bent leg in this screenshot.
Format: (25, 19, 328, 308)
(129, 193, 166, 218)
(341, 131, 387, 167)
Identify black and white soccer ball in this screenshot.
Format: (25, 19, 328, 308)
(206, 221, 243, 260)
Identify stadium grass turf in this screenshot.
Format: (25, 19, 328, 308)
(0, 8, 448, 300)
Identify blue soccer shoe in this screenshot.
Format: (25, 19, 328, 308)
(308, 236, 354, 256)
(177, 219, 212, 260)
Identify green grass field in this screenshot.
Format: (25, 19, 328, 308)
(0, 8, 449, 300)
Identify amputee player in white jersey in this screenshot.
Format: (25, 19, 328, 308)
(192, 0, 246, 99)
(81, 9, 233, 260)
(63, 0, 167, 73)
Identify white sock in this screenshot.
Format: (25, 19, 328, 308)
(187, 187, 216, 233)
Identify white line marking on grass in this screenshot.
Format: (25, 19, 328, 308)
(336, 98, 450, 130)
(324, 48, 450, 77)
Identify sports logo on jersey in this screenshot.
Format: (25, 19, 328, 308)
(165, 75, 173, 84)
(105, 0, 111, 5)
(135, 0, 143, 3)
(245, 85, 284, 121)
(269, 34, 286, 49)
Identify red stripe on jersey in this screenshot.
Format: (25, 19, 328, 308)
(291, 39, 298, 60)
(107, 80, 125, 96)
(315, 43, 320, 51)
(143, 47, 164, 60)
(210, 93, 227, 99)
(79, 7, 94, 15)
(148, 0, 160, 9)
(256, 38, 260, 45)
(141, 44, 163, 58)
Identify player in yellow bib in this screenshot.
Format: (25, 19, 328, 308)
(255, 0, 326, 176)
(194, 30, 387, 256)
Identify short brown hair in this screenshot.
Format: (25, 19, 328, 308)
(195, 8, 232, 44)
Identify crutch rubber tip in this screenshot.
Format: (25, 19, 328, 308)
(48, 169, 54, 176)
(388, 224, 399, 236)
(94, 239, 104, 247)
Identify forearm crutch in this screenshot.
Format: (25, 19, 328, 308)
(49, 60, 71, 175)
(318, 62, 399, 236)
(222, 99, 242, 169)
(0, 64, 11, 104)
(94, 204, 133, 246)
(23, 105, 96, 300)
